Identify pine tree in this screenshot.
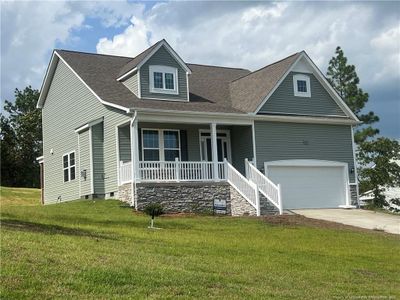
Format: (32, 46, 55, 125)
(327, 46, 379, 143)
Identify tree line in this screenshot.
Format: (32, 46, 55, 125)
(1, 47, 399, 207)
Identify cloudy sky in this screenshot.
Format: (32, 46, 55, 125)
(1, 1, 399, 138)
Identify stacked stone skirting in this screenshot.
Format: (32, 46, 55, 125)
(118, 182, 259, 216)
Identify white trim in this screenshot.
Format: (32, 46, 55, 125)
(133, 107, 360, 126)
(300, 52, 359, 121)
(137, 110, 253, 125)
(141, 128, 181, 161)
(36, 156, 44, 163)
(149, 65, 179, 95)
(75, 117, 104, 133)
(253, 113, 360, 125)
(265, 159, 349, 168)
(186, 73, 190, 101)
(293, 74, 311, 97)
(199, 129, 232, 162)
(251, 121, 257, 167)
(37, 51, 58, 108)
(38, 51, 130, 113)
(140, 96, 189, 102)
(77, 133, 81, 196)
(116, 67, 137, 82)
(253, 54, 303, 114)
(117, 40, 192, 82)
(62, 150, 76, 183)
(115, 124, 120, 186)
(258, 111, 349, 119)
(210, 123, 219, 180)
(89, 126, 94, 194)
(264, 159, 351, 207)
(350, 125, 360, 205)
(137, 69, 141, 98)
(136, 41, 191, 74)
(254, 52, 359, 122)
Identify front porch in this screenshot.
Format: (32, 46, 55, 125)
(115, 117, 282, 216)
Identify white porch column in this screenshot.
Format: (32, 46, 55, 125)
(130, 119, 140, 181)
(210, 123, 219, 180)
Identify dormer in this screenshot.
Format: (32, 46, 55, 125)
(117, 40, 191, 101)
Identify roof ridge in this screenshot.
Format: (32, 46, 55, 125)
(55, 49, 134, 59)
(125, 39, 164, 62)
(230, 52, 301, 84)
(187, 63, 250, 71)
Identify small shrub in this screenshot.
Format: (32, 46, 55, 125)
(144, 203, 164, 228)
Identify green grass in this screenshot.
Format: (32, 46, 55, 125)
(1, 186, 399, 299)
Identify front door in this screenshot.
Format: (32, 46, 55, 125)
(200, 131, 231, 162)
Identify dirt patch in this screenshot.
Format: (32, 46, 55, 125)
(263, 214, 396, 236)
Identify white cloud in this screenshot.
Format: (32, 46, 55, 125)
(96, 16, 150, 56)
(0, 0, 143, 104)
(370, 25, 400, 81)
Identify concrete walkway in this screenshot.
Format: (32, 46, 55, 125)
(293, 209, 400, 235)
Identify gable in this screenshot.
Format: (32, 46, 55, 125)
(258, 71, 347, 117)
(139, 45, 188, 101)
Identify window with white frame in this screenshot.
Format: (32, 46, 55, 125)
(142, 129, 180, 161)
(149, 65, 178, 94)
(293, 74, 311, 97)
(63, 151, 76, 182)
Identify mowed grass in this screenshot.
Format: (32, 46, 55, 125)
(1, 187, 399, 299)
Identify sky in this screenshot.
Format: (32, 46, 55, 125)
(1, 1, 399, 138)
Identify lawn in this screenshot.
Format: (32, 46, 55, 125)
(1, 187, 399, 299)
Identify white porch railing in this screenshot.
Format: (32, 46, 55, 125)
(245, 159, 282, 214)
(119, 161, 132, 185)
(119, 159, 226, 183)
(226, 160, 260, 216)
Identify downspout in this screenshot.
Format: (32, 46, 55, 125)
(130, 111, 138, 209)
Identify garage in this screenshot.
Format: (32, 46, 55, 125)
(265, 160, 349, 209)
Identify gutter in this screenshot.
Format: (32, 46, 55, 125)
(130, 111, 138, 209)
(128, 107, 361, 126)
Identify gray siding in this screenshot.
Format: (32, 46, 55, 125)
(122, 71, 139, 96)
(254, 121, 355, 182)
(259, 72, 346, 117)
(79, 129, 91, 196)
(42, 59, 130, 204)
(92, 122, 105, 195)
(231, 126, 254, 174)
(118, 125, 131, 162)
(140, 46, 188, 101)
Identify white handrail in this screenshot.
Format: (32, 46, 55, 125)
(226, 159, 260, 216)
(245, 159, 282, 214)
(119, 161, 132, 185)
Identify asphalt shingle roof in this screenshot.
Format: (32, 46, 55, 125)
(230, 52, 301, 112)
(55, 47, 301, 114)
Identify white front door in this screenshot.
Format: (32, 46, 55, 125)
(200, 130, 231, 162)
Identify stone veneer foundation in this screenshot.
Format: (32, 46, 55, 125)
(118, 182, 258, 216)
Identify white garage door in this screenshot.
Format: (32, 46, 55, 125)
(266, 162, 347, 209)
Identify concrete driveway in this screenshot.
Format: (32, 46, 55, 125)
(293, 209, 400, 235)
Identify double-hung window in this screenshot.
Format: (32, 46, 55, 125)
(142, 129, 180, 161)
(149, 65, 178, 95)
(293, 74, 311, 97)
(63, 151, 76, 182)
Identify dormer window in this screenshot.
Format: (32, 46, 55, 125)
(149, 65, 178, 95)
(293, 74, 311, 97)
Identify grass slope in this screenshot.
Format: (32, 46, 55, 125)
(1, 186, 399, 299)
